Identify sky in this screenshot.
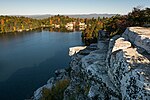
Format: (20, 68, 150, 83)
(0, 0, 150, 15)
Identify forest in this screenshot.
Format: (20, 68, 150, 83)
(0, 7, 150, 44)
(0, 15, 85, 33)
(82, 7, 150, 44)
(0, 16, 41, 33)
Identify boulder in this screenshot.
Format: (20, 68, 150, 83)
(122, 27, 150, 54)
(108, 37, 150, 99)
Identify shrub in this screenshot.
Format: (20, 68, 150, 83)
(41, 79, 70, 100)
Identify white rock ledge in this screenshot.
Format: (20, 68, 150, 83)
(122, 27, 150, 54)
(69, 46, 87, 56)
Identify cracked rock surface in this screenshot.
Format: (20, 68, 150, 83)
(33, 27, 150, 100)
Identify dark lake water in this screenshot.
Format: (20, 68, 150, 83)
(0, 30, 83, 100)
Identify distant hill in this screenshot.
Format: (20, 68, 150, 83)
(67, 14, 116, 18)
(25, 14, 53, 19)
(24, 14, 116, 19)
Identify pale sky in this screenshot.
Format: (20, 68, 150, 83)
(0, 0, 150, 15)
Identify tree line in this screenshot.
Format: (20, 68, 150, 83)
(0, 15, 86, 33)
(0, 16, 41, 33)
(82, 7, 150, 45)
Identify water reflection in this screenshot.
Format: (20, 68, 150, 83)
(43, 27, 82, 32)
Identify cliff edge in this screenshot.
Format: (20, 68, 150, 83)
(33, 27, 150, 100)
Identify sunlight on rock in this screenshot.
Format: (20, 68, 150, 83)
(69, 46, 87, 56)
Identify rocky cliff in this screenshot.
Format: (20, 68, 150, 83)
(33, 27, 150, 100)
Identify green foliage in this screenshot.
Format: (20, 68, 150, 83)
(81, 18, 104, 45)
(41, 79, 70, 100)
(82, 7, 150, 45)
(127, 7, 150, 26)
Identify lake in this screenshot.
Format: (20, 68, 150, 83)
(0, 30, 83, 100)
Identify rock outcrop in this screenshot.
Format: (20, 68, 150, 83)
(69, 46, 87, 56)
(122, 27, 150, 54)
(33, 27, 150, 100)
(107, 37, 150, 99)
